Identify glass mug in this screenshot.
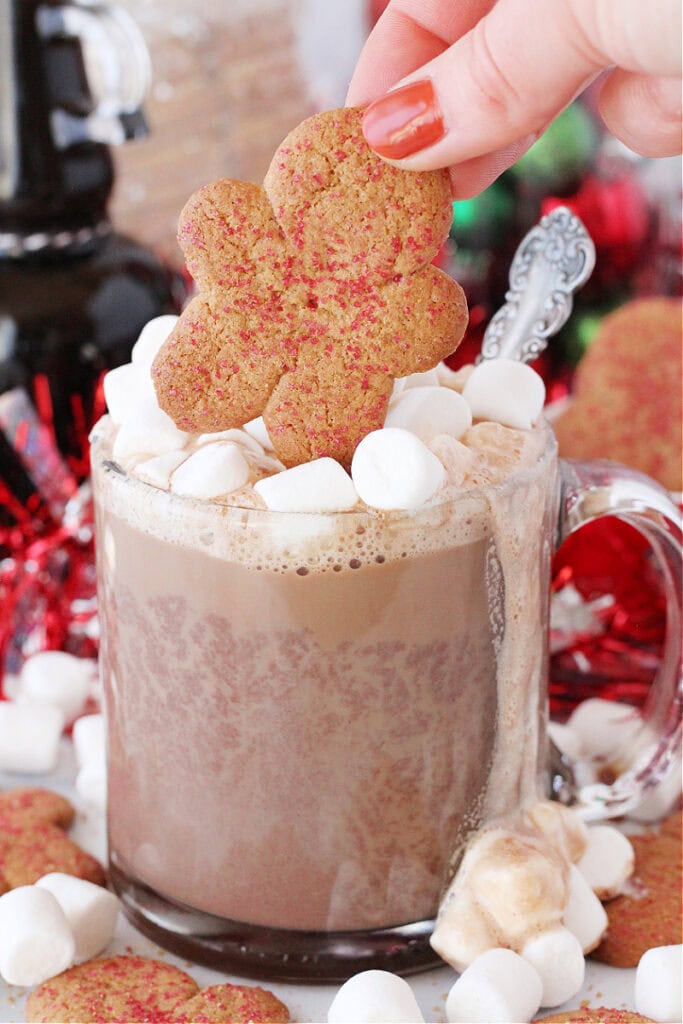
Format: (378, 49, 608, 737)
(91, 422, 682, 981)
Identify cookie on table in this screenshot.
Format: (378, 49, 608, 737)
(172, 983, 290, 1023)
(26, 956, 200, 1023)
(536, 1010, 655, 1022)
(0, 786, 105, 890)
(26, 955, 291, 1024)
(591, 827, 682, 967)
(554, 297, 682, 492)
(152, 106, 468, 469)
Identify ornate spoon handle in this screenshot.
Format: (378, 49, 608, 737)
(479, 206, 596, 364)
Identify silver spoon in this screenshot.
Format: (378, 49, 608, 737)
(478, 205, 596, 364)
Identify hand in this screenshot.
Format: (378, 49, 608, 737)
(346, 0, 682, 198)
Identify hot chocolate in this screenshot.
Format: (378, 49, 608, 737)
(92, 411, 555, 951)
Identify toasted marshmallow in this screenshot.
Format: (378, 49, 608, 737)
(131, 315, 179, 368)
(392, 369, 441, 398)
(17, 651, 94, 723)
(244, 416, 274, 450)
(327, 970, 424, 1023)
(385, 386, 472, 444)
(429, 434, 476, 486)
(36, 873, 118, 962)
(462, 359, 545, 430)
(351, 428, 445, 510)
(133, 449, 187, 490)
(0, 886, 75, 987)
(520, 927, 585, 1007)
(113, 399, 189, 460)
(635, 945, 683, 1023)
(0, 702, 64, 774)
(437, 362, 475, 391)
(103, 363, 156, 425)
(254, 458, 358, 513)
(445, 948, 543, 1024)
(170, 442, 249, 499)
(576, 824, 634, 899)
(562, 864, 608, 953)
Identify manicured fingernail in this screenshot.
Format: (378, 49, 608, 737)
(362, 79, 445, 160)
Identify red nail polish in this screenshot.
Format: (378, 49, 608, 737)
(362, 79, 445, 160)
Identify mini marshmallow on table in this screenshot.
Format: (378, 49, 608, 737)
(0, 886, 75, 987)
(15, 650, 95, 724)
(521, 926, 586, 1008)
(0, 701, 64, 774)
(36, 873, 118, 962)
(72, 712, 107, 812)
(327, 970, 424, 1023)
(577, 825, 635, 900)
(635, 945, 683, 1023)
(445, 948, 543, 1024)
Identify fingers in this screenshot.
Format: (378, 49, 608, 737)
(598, 70, 683, 157)
(448, 133, 541, 200)
(346, 0, 495, 106)
(359, 0, 682, 171)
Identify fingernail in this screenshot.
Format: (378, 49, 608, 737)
(362, 79, 445, 160)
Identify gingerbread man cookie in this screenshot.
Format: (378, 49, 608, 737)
(0, 786, 105, 891)
(152, 107, 467, 468)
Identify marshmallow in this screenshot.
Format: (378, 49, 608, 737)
(429, 434, 476, 486)
(562, 864, 608, 953)
(75, 758, 107, 812)
(131, 315, 179, 368)
(170, 442, 249, 499)
(133, 450, 187, 489)
(548, 720, 584, 764)
(0, 701, 64, 774)
(635, 945, 683, 1023)
(384, 386, 472, 444)
(436, 362, 475, 391)
(0, 886, 75, 987)
(327, 970, 424, 1023)
(16, 650, 94, 723)
(567, 698, 641, 761)
(244, 416, 274, 450)
(462, 359, 546, 429)
(103, 363, 155, 425)
(36, 873, 118, 962)
(197, 428, 265, 456)
(351, 428, 445, 510)
(112, 399, 188, 459)
(628, 752, 682, 823)
(521, 927, 585, 1007)
(431, 887, 499, 973)
(72, 713, 105, 769)
(392, 369, 441, 398)
(445, 948, 543, 1024)
(576, 824, 634, 899)
(254, 457, 358, 513)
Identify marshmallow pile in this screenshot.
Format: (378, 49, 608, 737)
(102, 317, 547, 513)
(430, 800, 634, 1009)
(0, 876, 118, 987)
(0, 652, 98, 774)
(549, 698, 683, 822)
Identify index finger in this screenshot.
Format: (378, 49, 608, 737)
(346, 0, 496, 106)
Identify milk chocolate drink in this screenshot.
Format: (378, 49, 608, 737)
(92, 400, 557, 978)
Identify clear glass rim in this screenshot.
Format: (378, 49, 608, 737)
(91, 417, 558, 523)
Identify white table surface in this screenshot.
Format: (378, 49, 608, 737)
(0, 740, 640, 1024)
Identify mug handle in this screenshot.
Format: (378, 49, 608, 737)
(556, 458, 682, 821)
(36, 1, 151, 147)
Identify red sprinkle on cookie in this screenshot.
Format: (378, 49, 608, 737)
(172, 983, 289, 1023)
(591, 827, 683, 967)
(152, 106, 467, 468)
(0, 786, 105, 890)
(536, 1010, 655, 1022)
(26, 956, 290, 1024)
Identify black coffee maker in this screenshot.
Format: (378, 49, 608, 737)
(0, 0, 185, 490)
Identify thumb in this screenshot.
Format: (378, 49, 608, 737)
(361, 0, 681, 170)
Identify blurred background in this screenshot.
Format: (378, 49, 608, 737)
(1, 0, 681, 706)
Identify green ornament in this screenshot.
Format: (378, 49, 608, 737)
(450, 178, 515, 248)
(510, 103, 598, 192)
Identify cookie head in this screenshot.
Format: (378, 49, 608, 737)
(152, 107, 467, 468)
